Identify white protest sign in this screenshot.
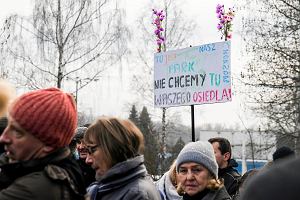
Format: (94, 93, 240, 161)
(154, 41, 231, 108)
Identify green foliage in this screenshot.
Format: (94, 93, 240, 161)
(138, 106, 160, 176)
(128, 106, 187, 176)
(171, 137, 185, 157)
(167, 137, 185, 165)
(128, 105, 139, 126)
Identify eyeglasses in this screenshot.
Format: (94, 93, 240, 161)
(75, 139, 83, 145)
(86, 145, 99, 155)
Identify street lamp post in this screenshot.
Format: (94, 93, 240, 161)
(75, 77, 80, 107)
(67, 76, 98, 108)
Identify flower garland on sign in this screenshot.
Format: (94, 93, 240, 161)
(152, 9, 165, 52)
(216, 4, 235, 41)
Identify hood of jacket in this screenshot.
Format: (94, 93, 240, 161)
(228, 159, 238, 168)
(156, 171, 181, 200)
(88, 155, 148, 198)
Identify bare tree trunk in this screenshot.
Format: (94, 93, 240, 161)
(159, 0, 169, 174)
(57, 0, 63, 88)
(160, 107, 167, 174)
(295, 71, 300, 154)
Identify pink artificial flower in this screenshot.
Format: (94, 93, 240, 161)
(216, 4, 235, 41)
(152, 8, 165, 52)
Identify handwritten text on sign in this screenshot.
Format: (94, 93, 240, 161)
(154, 41, 231, 108)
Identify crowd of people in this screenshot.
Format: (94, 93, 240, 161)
(0, 86, 299, 199)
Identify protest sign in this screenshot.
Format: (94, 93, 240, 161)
(154, 41, 231, 108)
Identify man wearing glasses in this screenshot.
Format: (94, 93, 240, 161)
(71, 126, 95, 187)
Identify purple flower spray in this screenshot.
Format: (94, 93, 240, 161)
(152, 9, 165, 52)
(216, 4, 235, 41)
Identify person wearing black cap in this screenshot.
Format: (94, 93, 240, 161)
(272, 146, 295, 162)
(241, 153, 299, 200)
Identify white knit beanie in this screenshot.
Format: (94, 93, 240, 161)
(176, 141, 218, 178)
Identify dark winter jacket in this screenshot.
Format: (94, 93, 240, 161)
(77, 158, 96, 188)
(241, 157, 300, 200)
(88, 155, 161, 200)
(0, 147, 86, 200)
(219, 159, 241, 197)
(182, 186, 231, 200)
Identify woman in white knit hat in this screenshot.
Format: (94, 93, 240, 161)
(176, 141, 231, 200)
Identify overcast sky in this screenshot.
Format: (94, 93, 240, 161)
(0, 0, 257, 129)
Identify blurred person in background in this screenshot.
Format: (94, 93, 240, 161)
(241, 156, 300, 200)
(0, 80, 15, 118)
(71, 126, 95, 187)
(0, 117, 8, 154)
(232, 169, 259, 200)
(272, 146, 295, 163)
(0, 80, 14, 155)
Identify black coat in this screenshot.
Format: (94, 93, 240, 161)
(219, 160, 241, 197)
(183, 186, 231, 200)
(0, 148, 86, 200)
(241, 157, 300, 200)
(77, 158, 96, 187)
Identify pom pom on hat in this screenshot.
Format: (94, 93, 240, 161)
(9, 87, 77, 148)
(176, 141, 218, 178)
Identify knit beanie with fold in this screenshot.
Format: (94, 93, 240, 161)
(176, 141, 218, 178)
(9, 87, 77, 148)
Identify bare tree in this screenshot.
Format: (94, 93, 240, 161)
(0, 17, 13, 79)
(4, 0, 129, 90)
(239, 0, 300, 152)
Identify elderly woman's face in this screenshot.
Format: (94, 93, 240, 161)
(177, 162, 210, 196)
(85, 143, 111, 180)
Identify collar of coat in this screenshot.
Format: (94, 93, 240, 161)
(0, 147, 86, 197)
(88, 155, 148, 198)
